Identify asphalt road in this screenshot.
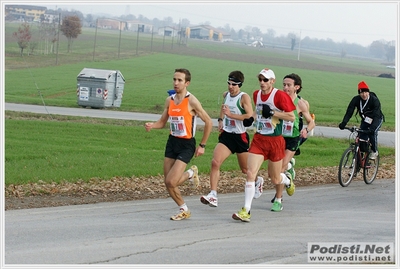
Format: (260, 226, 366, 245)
(4, 102, 396, 147)
(5, 179, 396, 265)
(3, 103, 397, 266)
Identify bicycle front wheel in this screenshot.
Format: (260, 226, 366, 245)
(338, 147, 357, 187)
(364, 152, 380, 184)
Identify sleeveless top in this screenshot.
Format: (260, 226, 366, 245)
(282, 97, 300, 138)
(255, 88, 283, 136)
(168, 92, 196, 139)
(222, 92, 247, 134)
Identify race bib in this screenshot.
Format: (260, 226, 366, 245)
(364, 116, 373, 124)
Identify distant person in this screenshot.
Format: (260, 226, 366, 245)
(339, 81, 384, 159)
(232, 68, 296, 222)
(270, 73, 315, 204)
(145, 68, 213, 220)
(200, 70, 264, 208)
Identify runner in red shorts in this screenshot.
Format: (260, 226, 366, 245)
(232, 68, 296, 222)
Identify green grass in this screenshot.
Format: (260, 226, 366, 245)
(5, 23, 395, 131)
(4, 51, 396, 129)
(4, 112, 395, 186)
(4, 23, 396, 186)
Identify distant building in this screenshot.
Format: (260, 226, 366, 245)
(158, 26, 179, 37)
(5, 5, 47, 22)
(126, 21, 153, 33)
(42, 9, 59, 24)
(96, 18, 126, 30)
(189, 25, 230, 41)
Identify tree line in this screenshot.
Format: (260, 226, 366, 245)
(13, 7, 395, 63)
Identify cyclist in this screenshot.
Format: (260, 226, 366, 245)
(339, 81, 384, 159)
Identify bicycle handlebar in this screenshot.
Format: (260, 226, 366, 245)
(343, 126, 371, 134)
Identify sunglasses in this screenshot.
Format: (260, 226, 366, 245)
(258, 78, 269, 82)
(227, 81, 241, 86)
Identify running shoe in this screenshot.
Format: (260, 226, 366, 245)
(232, 207, 251, 222)
(170, 208, 191, 221)
(200, 193, 218, 207)
(287, 167, 296, 181)
(285, 172, 295, 196)
(369, 151, 379, 160)
(287, 158, 296, 180)
(253, 176, 264, 199)
(190, 165, 199, 188)
(271, 201, 283, 212)
(290, 157, 296, 167)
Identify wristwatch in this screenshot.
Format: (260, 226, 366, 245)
(199, 143, 206, 148)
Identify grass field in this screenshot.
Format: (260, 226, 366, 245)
(4, 22, 396, 186)
(5, 22, 395, 129)
(4, 112, 395, 185)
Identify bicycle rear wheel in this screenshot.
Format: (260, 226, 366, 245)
(364, 152, 379, 184)
(338, 147, 357, 187)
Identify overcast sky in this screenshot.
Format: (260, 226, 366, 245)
(9, 1, 400, 47)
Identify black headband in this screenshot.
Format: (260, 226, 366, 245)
(228, 76, 242, 83)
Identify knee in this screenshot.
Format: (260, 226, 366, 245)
(164, 178, 176, 188)
(211, 158, 222, 170)
(246, 170, 257, 181)
(271, 175, 281, 185)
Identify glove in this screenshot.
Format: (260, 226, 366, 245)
(338, 122, 346, 130)
(243, 117, 254, 127)
(262, 104, 274, 118)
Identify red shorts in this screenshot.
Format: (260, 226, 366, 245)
(249, 133, 285, 162)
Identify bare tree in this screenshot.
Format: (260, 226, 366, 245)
(37, 22, 58, 54)
(13, 23, 32, 56)
(60, 15, 82, 53)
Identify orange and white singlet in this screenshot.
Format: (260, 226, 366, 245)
(168, 92, 197, 139)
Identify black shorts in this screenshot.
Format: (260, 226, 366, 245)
(284, 136, 301, 152)
(218, 131, 250, 154)
(165, 135, 196, 164)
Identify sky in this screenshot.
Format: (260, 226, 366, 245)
(34, 0, 399, 47)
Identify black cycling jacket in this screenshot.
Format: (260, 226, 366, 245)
(341, 92, 384, 131)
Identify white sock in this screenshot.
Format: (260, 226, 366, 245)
(210, 190, 217, 196)
(275, 198, 282, 203)
(179, 203, 188, 211)
(244, 181, 255, 212)
(287, 162, 292, 170)
(280, 173, 290, 186)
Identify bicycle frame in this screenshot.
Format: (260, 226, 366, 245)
(338, 126, 379, 187)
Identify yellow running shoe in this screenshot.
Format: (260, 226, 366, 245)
(170, 208, 191, 221)
(285, 172, 295, 196)
(190, 165, 199, 188)
(232, 207, 251, 222)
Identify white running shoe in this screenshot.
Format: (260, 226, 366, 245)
(200, 192, 218, 207)
(254, 176, 264, 199)
(369, 151, 379, 160)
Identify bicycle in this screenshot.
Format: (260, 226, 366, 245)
(338, 126, 380, 187)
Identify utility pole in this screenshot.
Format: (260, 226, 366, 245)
(118, 21, 122, 59)
(297, 29, 302, 61)
(55, 13, 61, 65)
(93, 19, 98, 61)
(136, 24, 140, 55)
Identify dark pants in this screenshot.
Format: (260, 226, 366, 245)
(359, 117, 383, 152)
